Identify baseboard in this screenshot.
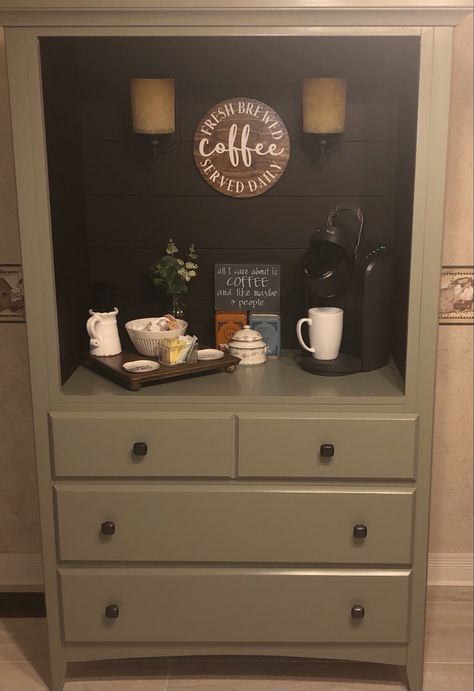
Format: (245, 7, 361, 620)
(0, 552, 472, 590)
(0, 553, 43, 591)
(427, 553, 474, 586)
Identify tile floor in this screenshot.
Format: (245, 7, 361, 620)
(0, 589, 472, 691)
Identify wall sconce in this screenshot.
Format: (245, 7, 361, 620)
(302, 78, 347, 156)
(130, 78, 177, 156)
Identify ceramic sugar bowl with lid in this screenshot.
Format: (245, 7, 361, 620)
(228, 325, 267, 366)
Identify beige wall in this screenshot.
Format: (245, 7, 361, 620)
(429, 15, 473, 555)
(0, 20, 472, 557)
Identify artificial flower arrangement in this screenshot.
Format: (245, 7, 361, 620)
(151, 238, 198, 294)
(151, 239, 198, 318)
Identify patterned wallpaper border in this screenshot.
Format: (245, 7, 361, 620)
(0, 264, 25, 323)
(3, 262, 473, 326)
(439, 266, 474, 325)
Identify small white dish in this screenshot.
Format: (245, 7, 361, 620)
(122, 360, 160, 373)
(197, 349, 225, 361)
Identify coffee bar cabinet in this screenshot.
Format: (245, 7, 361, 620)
(1, 2, 470, 689)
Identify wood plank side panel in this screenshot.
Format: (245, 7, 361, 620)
(40, 39, 90, 382)
(390, 38, 420, 379)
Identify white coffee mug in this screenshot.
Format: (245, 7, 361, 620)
(86, 307, 122, 357)
(296, 307, 343, 360)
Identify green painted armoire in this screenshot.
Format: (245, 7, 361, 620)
(0, 1, 471, 689)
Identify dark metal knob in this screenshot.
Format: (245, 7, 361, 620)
(320, 443, 334, 459)
(351, 605, 365, 619)
(133, 442, 148, 456)
(101, 521, 115, 536)
(105, 604, 119, 619)
(353, 524, 368, 539)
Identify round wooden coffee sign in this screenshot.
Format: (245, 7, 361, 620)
(193, 97, 290, 198)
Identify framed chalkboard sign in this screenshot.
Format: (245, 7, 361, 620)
(215, 264, 280, 311)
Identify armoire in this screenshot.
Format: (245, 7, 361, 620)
(0, 1, 471, 689)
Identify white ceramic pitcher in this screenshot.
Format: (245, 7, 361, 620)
(86, 307, 122, 357)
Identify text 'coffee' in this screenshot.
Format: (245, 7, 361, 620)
(193, 97, 290, 198)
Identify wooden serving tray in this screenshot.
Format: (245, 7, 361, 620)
(83, 350, 240, 391)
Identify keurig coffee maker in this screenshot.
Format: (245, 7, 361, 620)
(301, 204, 392, 375)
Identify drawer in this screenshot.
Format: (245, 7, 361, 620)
(55, 484, 414, 564)
(59, 568, 410, 643)
(49, 412, 235, 477)
(238, 414, 417, 479)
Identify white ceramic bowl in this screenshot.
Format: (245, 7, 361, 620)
(125, 317, 187, 357)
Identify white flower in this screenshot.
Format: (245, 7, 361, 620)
(178, 259, 185, 266)
(188, 270, 196, 277)
(185, 262, 197, 270)
(177, 268, 187, 277)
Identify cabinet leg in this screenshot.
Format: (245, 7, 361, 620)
(49, 658, 67, 691)
(405, 659, 424, 691)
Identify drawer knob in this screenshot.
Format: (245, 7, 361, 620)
(105, 604, 119, 619)
(320, 443, 334, 459)
(133, 442, 148, 456)
(353, 524, 368, 539)
(351, 605, 365, 620)
(101, 521, 116, 536)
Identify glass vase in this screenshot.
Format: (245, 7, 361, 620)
(170, 293, 185, 321)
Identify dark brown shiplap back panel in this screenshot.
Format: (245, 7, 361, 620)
(40, 40, 91, 384)
(391, 43, 420, 380)
(41, 36, 419, 380)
